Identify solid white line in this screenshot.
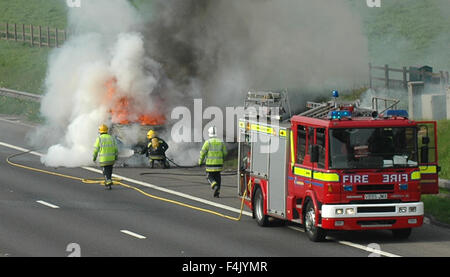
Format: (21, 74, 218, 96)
(120, 230, 146, 239)
(36, 200, 60, 209)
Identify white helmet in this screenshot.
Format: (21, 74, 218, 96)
(208, 126, 217, 138)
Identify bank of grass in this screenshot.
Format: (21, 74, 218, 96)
(0, 96, 42, 122)
(422, 188, 450, 225)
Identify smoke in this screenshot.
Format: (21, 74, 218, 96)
(34, 0, 370, 167)
(36, 0, 165, 167)
(144, 0, 369, 108)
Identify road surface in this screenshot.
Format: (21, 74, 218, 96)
(0, 115, 449, 259)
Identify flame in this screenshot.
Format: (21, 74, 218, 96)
(106, 78, 165, 125)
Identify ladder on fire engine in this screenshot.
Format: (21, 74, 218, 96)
(244, 90, 292, 121)
(299, 101, 338, 118)
(300, 96, 400, 119)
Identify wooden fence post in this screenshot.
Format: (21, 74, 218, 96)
(38, 25, 42, 47)
(403, 66, 407, 90)
(47, 26, 50, 48)
(6, 22, 8, 40)
(384, 64, 389, 89)
(14, 23, 17, 41)
(55, 28, 58, 48)
(22, 24, 25, 42)
(30, 24, 33, 47)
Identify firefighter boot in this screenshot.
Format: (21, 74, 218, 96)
(105, 179, 113, 190)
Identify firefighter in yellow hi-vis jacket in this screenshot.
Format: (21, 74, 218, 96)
(93, 124, 118, 190)
(198, 126, 227, 198)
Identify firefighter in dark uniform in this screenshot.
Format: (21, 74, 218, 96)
(141, 129, 169, 168)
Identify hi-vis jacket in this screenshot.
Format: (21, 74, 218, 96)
(198, 138, 227, 172)
(93, 134, 118, 166)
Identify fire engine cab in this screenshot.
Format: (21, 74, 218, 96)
(238, 90, 439, 241)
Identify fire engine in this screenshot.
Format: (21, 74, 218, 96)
(237, 90, 439, 241)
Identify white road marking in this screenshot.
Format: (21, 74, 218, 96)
(36, 200, 60, 209)
(1, 140, 403, 257)
(120, 230, 146, 239)
(335, 240, 401, 257)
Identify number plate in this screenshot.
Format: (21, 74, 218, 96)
(364, 193, 388, 200)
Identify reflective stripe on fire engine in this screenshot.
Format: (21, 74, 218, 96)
(419, 165, 437, 174)
(290, 130, 295, 171)
(411, 171, 421, 180)
(313, 171, 340, 182)
(293, 167, 312, 178)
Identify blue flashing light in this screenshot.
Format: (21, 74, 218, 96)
(332, 90, 339, 98)
(385, 110, 408, 118)
(328, 110, 352, 119)
(343, 185, 353, 192)
(399, 184, 408, 190)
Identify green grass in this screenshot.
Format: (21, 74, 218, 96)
(422, 188, 450, 225)
(0, 40, 51, 94)
(0, 0, 67, 29)
(437, 120, 450, 179)
(0, 96, 42, 122)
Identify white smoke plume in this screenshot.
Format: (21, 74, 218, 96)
(37, 0, 163, 167)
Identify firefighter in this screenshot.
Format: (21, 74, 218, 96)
(93, 124, 118, 190)
(198, 126, 227, 198)
(141, 129, 169, 168)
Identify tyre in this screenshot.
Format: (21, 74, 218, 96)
(304, 200, 327, 242)
(254, 188, 269, 227)
(392, 228, 412, 240)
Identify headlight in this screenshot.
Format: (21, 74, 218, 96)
(399, 207, 407, 213)
(345, 208, 355, 215)
(335, 208, 344, 215)
(409, 206, 417, 213)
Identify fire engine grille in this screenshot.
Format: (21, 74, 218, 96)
(356, 184, 394, 193)
(357, 206, 396, 213)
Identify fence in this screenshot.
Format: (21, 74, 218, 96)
(369, 63, 449, 91)
(0, 87, 42, 102)
(0, 22, 67, 48)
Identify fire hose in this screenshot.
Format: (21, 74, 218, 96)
(6, 150, 250, 222)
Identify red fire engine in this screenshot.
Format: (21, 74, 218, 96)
(238, 90, 439, 241)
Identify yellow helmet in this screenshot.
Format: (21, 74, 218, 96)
(99, 124, 108, 134)
(147, 129, 156, 139)
(151, 137, 160, 149)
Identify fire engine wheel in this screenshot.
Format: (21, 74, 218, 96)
(391, 228, 412, 239)
(304, 201, 327, 242)
(254, 188, 269, 227)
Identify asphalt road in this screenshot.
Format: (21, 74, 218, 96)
(0, 115, 449, 258)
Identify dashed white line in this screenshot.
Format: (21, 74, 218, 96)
(120, 230, 146, 239)
(36, 200, 60, 209)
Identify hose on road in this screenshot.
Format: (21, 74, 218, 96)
(6, 150, 250, 222)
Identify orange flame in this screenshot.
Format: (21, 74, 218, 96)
(106, 78, 165, 125)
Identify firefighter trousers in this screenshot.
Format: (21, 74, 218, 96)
(207, 171, 221, 197)
(102, 165, 113, 184)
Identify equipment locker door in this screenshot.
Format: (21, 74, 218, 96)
(267, 131, 288, 218)
(417, 121, 439, 194)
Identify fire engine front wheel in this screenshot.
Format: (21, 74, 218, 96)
(254, 188, 269, 227)
(304, 201, 327, 242)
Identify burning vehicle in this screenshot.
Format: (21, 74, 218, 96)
(105, 77, 167, 161)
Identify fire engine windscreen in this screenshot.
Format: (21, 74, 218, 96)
(329, 127, 418, 169)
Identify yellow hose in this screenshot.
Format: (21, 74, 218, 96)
(6, 152, 250, 221)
